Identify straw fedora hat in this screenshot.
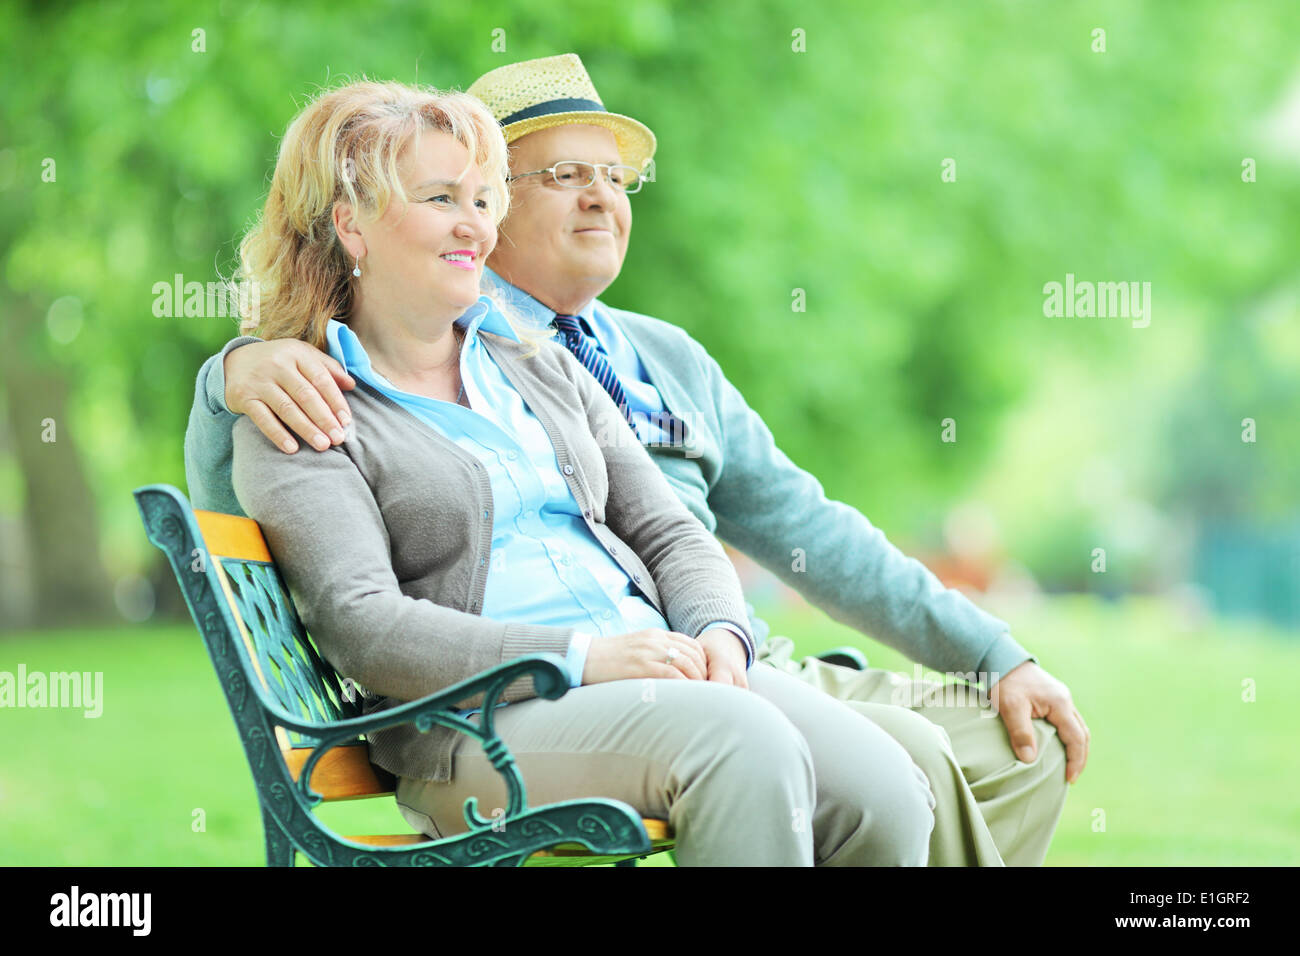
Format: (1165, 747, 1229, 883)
(467, 53, 657, 172)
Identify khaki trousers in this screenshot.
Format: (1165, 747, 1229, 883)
(396, 663, 936, 866)
(757, 636, 1070, 866)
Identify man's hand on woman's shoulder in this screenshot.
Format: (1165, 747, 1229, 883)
(225, 339, 356, 454)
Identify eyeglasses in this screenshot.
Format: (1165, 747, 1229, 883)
(508, 161, 645, 194)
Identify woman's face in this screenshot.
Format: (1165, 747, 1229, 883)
(345, 128, 498, 323)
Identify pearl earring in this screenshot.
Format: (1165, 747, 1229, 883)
(352, 256, 362, 278)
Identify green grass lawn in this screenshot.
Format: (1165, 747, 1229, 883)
(2, 594, 1297, 866)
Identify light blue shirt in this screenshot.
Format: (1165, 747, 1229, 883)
(484, 267, 676, 445)
(326, 299, 679, 715)
(481, 270, 751, 661)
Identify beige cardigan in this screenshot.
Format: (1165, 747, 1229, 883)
(231, 332, 753, 783)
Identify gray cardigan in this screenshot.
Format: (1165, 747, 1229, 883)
(230, 332, 754, 784)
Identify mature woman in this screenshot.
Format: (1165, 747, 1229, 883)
(228, 80, 934, 865)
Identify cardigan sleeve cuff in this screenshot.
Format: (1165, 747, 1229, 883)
(976, 632, 1036, 687)
(500, 624, 584, 701)
(697, 619, 755, 670)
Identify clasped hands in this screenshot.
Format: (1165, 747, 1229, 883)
(582, 627, 749, 689)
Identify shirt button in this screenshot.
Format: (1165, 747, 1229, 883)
(563, 464, 574, 475)
(523, 510, 535, 520)
(507, 450, 518, 460)
(583, 509, 592, 519)
(602, 610, 613, 620)
(633, 573, 642, 583)
(607, 544, 616, 555)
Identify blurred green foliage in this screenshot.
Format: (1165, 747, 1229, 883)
(1, 0, 1298, 626)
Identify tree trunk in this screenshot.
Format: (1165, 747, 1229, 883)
(1, 298, 115, 628)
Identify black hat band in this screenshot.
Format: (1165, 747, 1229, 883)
(500, 97, 607, 126)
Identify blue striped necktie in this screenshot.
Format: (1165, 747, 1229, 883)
(551, 313, 637, 429)
(551, 313, 689, 445)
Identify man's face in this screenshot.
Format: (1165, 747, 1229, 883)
(489, 124, 633, 308)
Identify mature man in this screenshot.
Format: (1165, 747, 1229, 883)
(184, 54, 1088, 865)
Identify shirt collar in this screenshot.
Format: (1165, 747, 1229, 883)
(326, 295, 520, 377)
(483, 266, 599, 337)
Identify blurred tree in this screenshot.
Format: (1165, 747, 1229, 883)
(1, 0, 1298, 629)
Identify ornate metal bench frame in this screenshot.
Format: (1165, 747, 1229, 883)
(134, 483, 672, 867)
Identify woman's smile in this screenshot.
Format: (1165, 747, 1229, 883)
(440, 249, 478, 271)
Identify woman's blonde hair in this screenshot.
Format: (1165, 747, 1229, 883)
(235, 79, 541, 349)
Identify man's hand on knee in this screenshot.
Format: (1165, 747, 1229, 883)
(989, 661, 1090, 784)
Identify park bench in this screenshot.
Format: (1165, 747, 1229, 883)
(133, 483, 674, 866)
(134, 483, 868, 867)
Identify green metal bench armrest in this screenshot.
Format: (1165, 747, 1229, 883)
(815, 646, 869, 671)
(263, 652, 568, 739)
(276, 653, 570, 826)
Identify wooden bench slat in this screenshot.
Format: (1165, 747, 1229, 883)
(195, 508, 273, 562)
(636, 819, 671, 842)
(524, 844, 676, 866)
(284, 744, 395, 800)
(344, 833, 426, 846)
